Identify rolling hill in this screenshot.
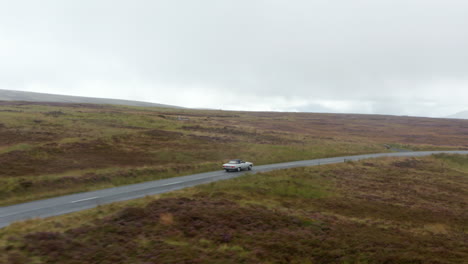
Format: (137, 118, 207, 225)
(446, 110, 468, 119)
(0, 89, 182, 108)
(0, 101, 467, 206)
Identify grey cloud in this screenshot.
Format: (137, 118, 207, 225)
(0, 0, 467, 117)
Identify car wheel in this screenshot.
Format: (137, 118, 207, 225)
(237, 167, 241, 172)
(225, 169, 229, 172)
(248, 166, 252, 170)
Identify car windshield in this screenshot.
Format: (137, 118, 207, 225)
(228, 160, 240, 164)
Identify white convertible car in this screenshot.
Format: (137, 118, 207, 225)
(222, 159, 253, 172)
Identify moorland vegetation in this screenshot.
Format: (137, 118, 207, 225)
(1, 154, 467, 263)
(0, 101, 466, 205)
(1, 101, 468, 263)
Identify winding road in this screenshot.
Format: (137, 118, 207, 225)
(1, 150, 467, 228)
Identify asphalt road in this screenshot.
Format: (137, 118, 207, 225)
(1, 150, 467, 228)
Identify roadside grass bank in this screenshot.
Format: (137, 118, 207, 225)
(1, 154, 467, 264)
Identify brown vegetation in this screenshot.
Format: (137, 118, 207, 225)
(2, 155, 467, 263)
(0, 101, 467, 205)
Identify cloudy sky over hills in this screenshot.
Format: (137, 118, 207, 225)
(1, 0, 467, 117)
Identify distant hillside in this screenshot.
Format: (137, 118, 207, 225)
(446, 110, 468, 119)
(0, 89, 182, 108)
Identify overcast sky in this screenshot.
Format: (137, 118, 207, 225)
(1, 0, 467, 117)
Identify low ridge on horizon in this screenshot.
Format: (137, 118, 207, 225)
(446, 110, 468, 120)
(0, 89, 183, 109)
(2, 89, 466, 119)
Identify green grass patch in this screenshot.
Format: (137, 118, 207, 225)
(0, 143, 33, 154)
(194, 168, 332, 203)
(434, 153, 468, 173)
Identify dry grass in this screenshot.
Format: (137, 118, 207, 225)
(1, 154, 467, 264)
(1, 102, 467, 205)
(1, 101, 467, 263)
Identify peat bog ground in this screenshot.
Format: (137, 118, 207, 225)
(1, 102, 468, 263)
(1, 154, 467, 263)
(0, 101, 467, 205)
